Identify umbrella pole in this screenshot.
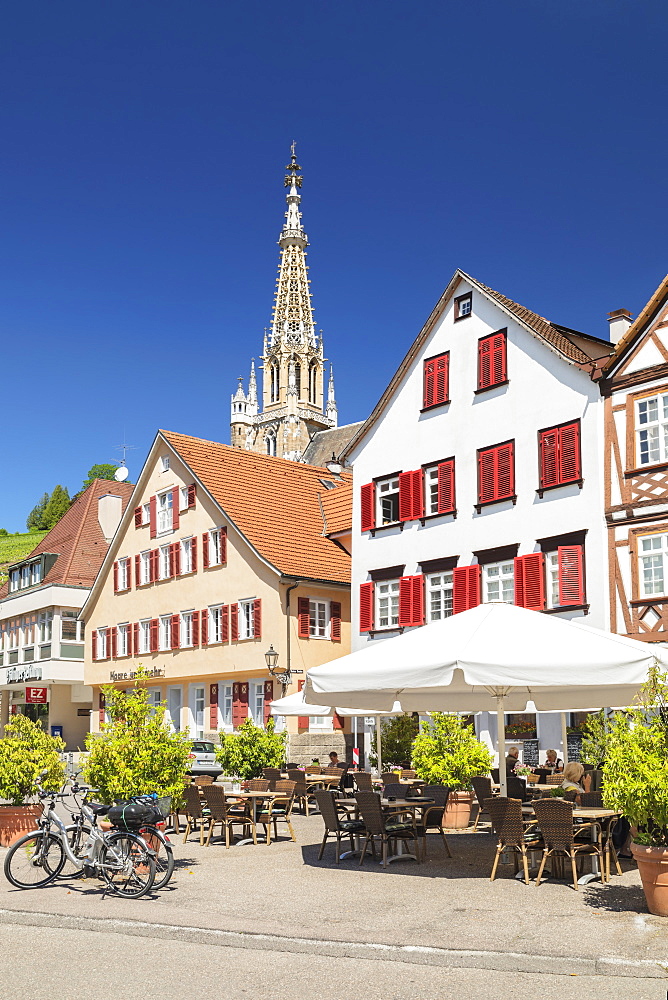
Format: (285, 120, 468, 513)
(560, 712, 569, 765)
(497, 696, 507, 797)
(376, 715, 382, 775)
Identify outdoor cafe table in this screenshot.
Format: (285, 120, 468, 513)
(336, 796, 435, 863)
(514, 804, 620, 884)
(227, 790, 282, 845)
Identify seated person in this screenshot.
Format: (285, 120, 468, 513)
(560, 762, 591, 805)
(505, 746, 520, 774)
(542, 749, 563, 772)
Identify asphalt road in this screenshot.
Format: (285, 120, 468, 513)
(0, 922, 664, 1000)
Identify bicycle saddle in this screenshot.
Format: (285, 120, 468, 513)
(89, 803, 110, 815)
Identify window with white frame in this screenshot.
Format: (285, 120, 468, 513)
(483, 561, 515, 603)
(180, 486, 189, 511)
(21, 566, 30, 588)
(209, 528, 223, 566)
(190, 685, 205, 738)
(140, 619, 151, 654)
(7, 623, 18, 649)
(250, 680, 265, 726)
(376, 580, 400, 629)
(38, 611, 53, 644)
(159, 545, 171, 580)
(639, 532, 668, 597)
(427, 572, 454, 620)
(545, 552, 560, 609)
(209, 605, 223, 643)
(157, 490, 173, 533)
(61, 609, 83, 642)
(181, 537, 193, 574)
(142, 502, 150, 525)
(238, 600, 255, 640)
(425, 466, 440, 515)
(147, 687, 162, 714)
(97, 628, 108, 659)
(180, 611, 194, 648)
(376, 476, 400, 525)
(159, 616, 171, 651)
(9, 570, 19, 593)
(31, 562, 42, 586)
(636, 393, 668, 466)
(161, 455, 170, 472)
(140, 550, 151, 585)
(309, 600, 329, 638)
(117, 557, 130, 591)
(220, 683, 233, 728)
(117, 624, 129, 657)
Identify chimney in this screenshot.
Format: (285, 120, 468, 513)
(608, 308, 633, 345)
(98, 494, 123, 542)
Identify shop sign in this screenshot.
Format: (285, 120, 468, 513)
(109, 667, 165, 682)
(7, 665, 43, 684)
(25, 687, 48, 704)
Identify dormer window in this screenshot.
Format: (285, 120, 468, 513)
(454, 292, 472, 321)
(9, 570, 19, 593)
(9, 558, 46, 593)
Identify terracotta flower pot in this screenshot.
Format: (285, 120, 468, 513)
(0, 804, 43, 847)
(631, 842, 668, 917)
(442, 790, 473, 829)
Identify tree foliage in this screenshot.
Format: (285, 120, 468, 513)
(83, 666, 191, 805)
(26, 493, 50, 531)
(215, 717, 287, 779)
(412, 713, 493, 790)
(0, 714, 66, 806)
(43, 485, 71, 529)
(368, 714, 419, 770)
(83, 464, 119, 488)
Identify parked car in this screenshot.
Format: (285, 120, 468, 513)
(187, 741, 222, 778)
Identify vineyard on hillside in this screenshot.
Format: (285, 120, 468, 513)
(0, 531, 48, 586)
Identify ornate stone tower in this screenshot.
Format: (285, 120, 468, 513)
(230, 145, 338, 460)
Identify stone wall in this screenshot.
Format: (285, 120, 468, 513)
(286, 731, 353, 767)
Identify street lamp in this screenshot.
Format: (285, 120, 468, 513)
(265, 644, 291, 695)
(325, 453, 342, 476)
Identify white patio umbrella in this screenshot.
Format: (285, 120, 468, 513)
(304, 603, 668, 795)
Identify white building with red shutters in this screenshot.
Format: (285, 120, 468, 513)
(341, 269, 614, 755)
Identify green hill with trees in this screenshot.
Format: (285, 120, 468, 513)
(0, 530, 48, 587)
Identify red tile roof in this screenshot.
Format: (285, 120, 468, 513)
(0, 480, 135, 599)
(162, 431, 351, 584)
(319, 480, 353, 535)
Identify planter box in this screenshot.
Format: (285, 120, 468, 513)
(631, 842, 668, 917)
(442, 791, 473, 829)
(0, 805, 42, 847)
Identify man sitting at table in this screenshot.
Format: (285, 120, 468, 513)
(328, 751, 341, 767)
(505, 746, 520, 774)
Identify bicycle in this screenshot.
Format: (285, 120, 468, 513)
(3, 779, 157, 898)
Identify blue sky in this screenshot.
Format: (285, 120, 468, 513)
(1, 1, 667, 531)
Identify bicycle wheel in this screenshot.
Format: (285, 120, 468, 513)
(139, 827, 174, 890)
(4, 831, 65, 889)
(99, 831, 156, 898)
(58, 823, 91, 879)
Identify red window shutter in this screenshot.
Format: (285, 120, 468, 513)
(230, 603, 239, 641)
(134, 554, 140, 587)
(110, 626, 117, 658)
(200, 610, 209, 646)
(559, 422, 581, 483)
(399, 469, 424, 521)
(514, 553, 546, 611)
(496, 442, 514, 499)
(297, 597, 310, 638)
(132, 622, 139, 656)
(361, 483, 376, 532)
(99, 692, 105, 728)
(167, 545, 175, 580)
(113, 561, 119, 593)
(423, 357, 435, 407)
(126, 624, 132, 657)
(150, 549, 159, 583)
(559, 545, 584, 606)
(435, 353, 449, 404)
(202, 532, 210, 568)
(191, 537, 197, 573)
(479, 332, 506, 388)
(333, 712, 344, 730)
(232, 682, 241, 727)
(298, 679, 308, 729)
(264, 679, 274, 726)
(253, 599, 262, 639)
(437, 459, 455, 514)
(330, 601, 342, 642)
(479, 443, 514, 504)
(134, 506, 142, 527)
(222, 605, 229, 642)
(170, 613, 180, 650)
(478, 448, 497, 504)
(399, 575, 424, 627)
(453, 565, 481, 614)
(539, 429, 559, 489)
(150, 618, 158, 653)
(221, 527, 227, 564)
(173, 541, 181, 577)
(92, 631, 98, 661)
(238, 682, 248, 726)
(187, 484, 196, 508)
(209, 683, 218, 730)
(492, 332, 506, 384)
(192, 611, 200, 647)
(359, 582, 374, 633)
(149, 496, 157, 539)
(171, 488, 179, 531)
(478, 337, 492, 389)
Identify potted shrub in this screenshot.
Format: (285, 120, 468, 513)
(216, 717, 287, 780)
(412, 713, 493, 828)
(0, 714, 66, 846)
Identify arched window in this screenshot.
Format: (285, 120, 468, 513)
(294, 362, 301, 398)
(309, 363, 318, 404)
(265, 432, 277, 456)
(269, 363, 279, 403)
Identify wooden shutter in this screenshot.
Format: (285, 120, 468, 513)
(496, 442, 514, 499)
(559, 545, 584, 606)
(174, 541, 181, 577)
(202, 532, 210, 568)
(423, 353, 449, 407)
(132, 622, 139, 656)
(110, 626, 118, 658)
(330, 601, 341, 642)
(478, 332, 506, 388)
(150, 549, 159, 583)
(238, 682, 249, 727)
(230, 603, 239, 641)
(514, 553, 546, 611)
(222, 605, 229, 643)
(134, 506, 142, 527)
(478, 448, 497, 504)
(359, 582, 374, 633)
(134, 555, 140, 587)
(453, 565, 481, 614)
(187, 484, 196, 508)
(167, 545, 175, 579)
(399, 575, 424, 627)
(92, 631, 98, 661)
(99, 692, 105, 728)
(539, 429, 559, 489)
(192, 611, 200, 647)
(333, 712, 344, 730)
(478, 443, 514, 504)
(491, 331, 506, 384)
(478, 336, 492, 389)
(113, 561, 119, 593)
(559, 422, 581, 483)
(253, 599, 262, 639)
(170, 613, 180, 649)
(200, 609, 209, 646)
(298, 679, 308, 729)
(361, 483, 376, 532)
(297, 597, 310, 638)
(149, 496, 157, 539)
(126, 624, 132, 657)
(264, 679, 274, 726)
(191, 537, 197, 573)
(399, 469, 424, 521)
(423, 357, 435, 407)
(221, 527, 228, 565)
(150, 618, 158, 653)
(437, 459, 455, 514)
(171, 488, 180, 531)
(232, 682, 241, 728)
(209, 683, 218, 730)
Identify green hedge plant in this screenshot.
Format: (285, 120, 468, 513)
(215, 717, 287, 779)
(368, 714, 419, 770)
(412, 713, 493, 791)
(0, 714, 66, 806)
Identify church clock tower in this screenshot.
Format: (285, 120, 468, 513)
(230, 146, 338, 460)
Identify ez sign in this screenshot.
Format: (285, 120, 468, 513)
(25, 687, 48, 704)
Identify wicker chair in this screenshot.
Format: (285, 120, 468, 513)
(288, 769, 314, 816)
(201, 785, 256, 848)
(471, 776, 493, 832)
(257, 780, 297, 845)
(420, 785, 452, 857)
(353, 771, 374, 792)
(262, 768, 282, 790)
(507, 775, 528, 803)
(247, 778, 270, 791)
(580, 791, 603, 808)
(578, 793, 621, 879)
(305, 765, 321, 775)
(383, 783, 411, 800)
(486, 797, 543, 884)
(182, 784, 209, 846)
(400, 769, 417, 779)
(533, 798, 605, 890)
(314, 791, 367, 863)
(322, 766, 345, 776)
(193, 774, 214, 786)
(354, 791, 422, 867)
(546, 773, 563, 785)
(380, 772, 400, 785)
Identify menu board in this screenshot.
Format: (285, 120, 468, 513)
(567, 734, 583, 763)
(522, 739, 540, 767)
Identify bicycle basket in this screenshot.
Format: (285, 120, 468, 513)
(107, 801, 160, 830)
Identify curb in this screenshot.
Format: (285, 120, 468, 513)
(0, 908, 666, 979)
